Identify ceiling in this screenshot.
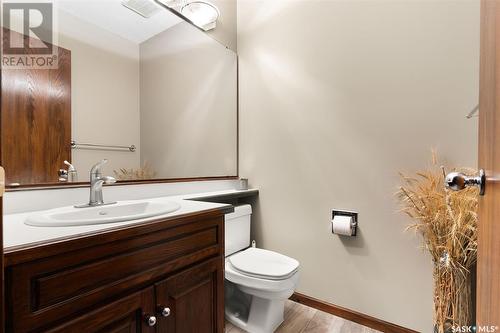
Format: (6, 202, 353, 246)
(56, 0, 183, 44)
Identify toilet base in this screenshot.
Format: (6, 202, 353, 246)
(225, 281, 286, 333)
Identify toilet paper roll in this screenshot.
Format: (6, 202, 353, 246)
(332, 215, 354, 236)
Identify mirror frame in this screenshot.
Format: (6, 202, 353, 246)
(1, 2, 239, 192)
(5, 176, 239, 192)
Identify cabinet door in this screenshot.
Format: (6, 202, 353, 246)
(45, 288, 157, 333)
(155, 258, 224, 333)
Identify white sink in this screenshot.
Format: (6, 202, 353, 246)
(25, 200, 181, 227)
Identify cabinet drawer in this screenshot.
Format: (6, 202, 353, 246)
(6, 216, 224, 332)
(36, 227, 216, 309)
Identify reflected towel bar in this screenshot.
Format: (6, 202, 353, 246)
(71, 140, 136, 152)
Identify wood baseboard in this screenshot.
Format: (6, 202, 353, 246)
(290, 292, 420, 333)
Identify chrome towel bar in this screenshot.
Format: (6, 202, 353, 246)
(71, 140, 136, 152)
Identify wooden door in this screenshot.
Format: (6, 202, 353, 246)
(1, 28, 71, 186)
(155, 258, 224, 333)
(44, 288, 156, 333)
(477, 0, 500, 326)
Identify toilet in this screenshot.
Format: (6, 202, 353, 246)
(224, 205, 300, 333)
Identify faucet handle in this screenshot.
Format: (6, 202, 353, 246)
(90, 159, 108, 177)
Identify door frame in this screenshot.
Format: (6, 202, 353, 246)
(477, 0, 500, 326)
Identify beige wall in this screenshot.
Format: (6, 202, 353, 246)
(57, 10, 141, 180)
(140, 22, 238, 179)
(237, 0, 480, 331)
(206, 0, 238, 51)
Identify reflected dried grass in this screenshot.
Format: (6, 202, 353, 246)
(113, 162, 156, 180)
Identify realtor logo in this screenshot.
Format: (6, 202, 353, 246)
(1, 1, 58, 69)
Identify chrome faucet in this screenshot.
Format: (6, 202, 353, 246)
(75, 159, 116, 208)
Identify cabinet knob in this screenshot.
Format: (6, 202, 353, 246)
(144, 314, 157, 327)
(158, 306, 171, 317)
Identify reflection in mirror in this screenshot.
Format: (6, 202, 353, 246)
(0, 0, 237, 187)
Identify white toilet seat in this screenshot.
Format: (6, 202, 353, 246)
(225, 248, 300, 298)
(228, 247, 299, 280)
(226, 259, 299, 294)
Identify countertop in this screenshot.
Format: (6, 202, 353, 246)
(3, 189, 258, 251)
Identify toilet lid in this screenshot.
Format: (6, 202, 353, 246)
(228, 248, 299, 280)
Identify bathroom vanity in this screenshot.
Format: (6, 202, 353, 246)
(3, 200, 234, 332)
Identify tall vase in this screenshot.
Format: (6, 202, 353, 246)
(433, 264, 473, 333)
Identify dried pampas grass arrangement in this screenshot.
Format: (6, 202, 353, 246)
(114, 162, 157, 180)
(397, 152, 478, 333)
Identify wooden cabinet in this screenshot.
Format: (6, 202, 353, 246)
(3, 208, 229, 333)
(155, 258, 224, 333)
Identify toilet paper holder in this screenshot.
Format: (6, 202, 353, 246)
(332, 210, 358, 236)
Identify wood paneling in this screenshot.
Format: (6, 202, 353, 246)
(477, 0, 500, 326)
(290, 293, 418, 333)
(1, 28, 71, 185)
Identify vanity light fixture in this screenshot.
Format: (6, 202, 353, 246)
(180, 1, 220, 31)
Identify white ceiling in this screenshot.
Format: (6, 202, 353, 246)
(56, 0, 183, 44)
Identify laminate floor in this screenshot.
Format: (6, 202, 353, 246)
(225, 300, 382, 333)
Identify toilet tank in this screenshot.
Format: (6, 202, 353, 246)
(225, 204, 252, 256)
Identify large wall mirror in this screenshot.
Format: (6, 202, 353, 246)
(1, 0, 238, 188)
